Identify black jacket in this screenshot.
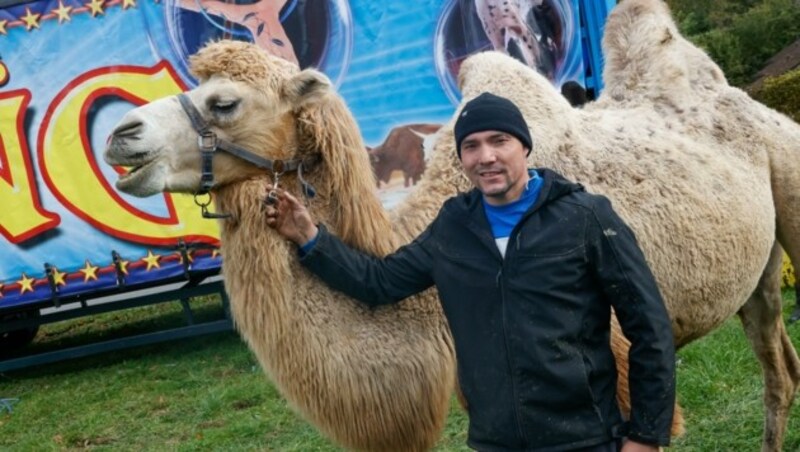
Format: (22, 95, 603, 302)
(301, 169, 675, 451)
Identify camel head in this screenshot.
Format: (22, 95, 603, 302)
(104, 40, 334, 198)
(105, 39, 389, 253)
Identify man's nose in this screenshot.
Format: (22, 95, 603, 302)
(478, 146, 497, 163)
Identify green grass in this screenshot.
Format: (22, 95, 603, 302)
(2, 292, 800, 450)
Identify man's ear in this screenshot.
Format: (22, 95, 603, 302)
(281, 69, 332, 106)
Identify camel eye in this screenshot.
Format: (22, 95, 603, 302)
(210, 99, 240, 115)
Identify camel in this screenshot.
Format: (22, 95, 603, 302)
(102, 0, 800, 450)
(100, 38, 677, 450)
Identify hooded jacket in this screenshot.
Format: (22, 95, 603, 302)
(300, 168, 676, 451)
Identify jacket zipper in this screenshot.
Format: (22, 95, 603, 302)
(497, 262, 528, 445)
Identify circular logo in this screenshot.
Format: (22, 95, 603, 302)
(162, 0, 353, 87)
(434, 0, 580, 104)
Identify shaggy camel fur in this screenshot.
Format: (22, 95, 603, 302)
(103, 1, 800, 450)
(100, 41, 687, 452)
(395, 0, 799, 450)
(105, 44, 456, 451)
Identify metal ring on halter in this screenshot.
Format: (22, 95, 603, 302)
(194, 192, 213, 208)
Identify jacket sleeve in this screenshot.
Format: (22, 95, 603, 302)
(586, 195, 676, 447)
(298, 223, 436, 307)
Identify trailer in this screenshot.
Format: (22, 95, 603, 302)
(0, 0, 616, 370)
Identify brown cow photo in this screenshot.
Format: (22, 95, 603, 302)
(367, 123, 442, 191)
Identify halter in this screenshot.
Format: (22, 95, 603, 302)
(177, 93, 317, 219)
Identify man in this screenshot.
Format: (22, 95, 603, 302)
(265, 93, 676, 452)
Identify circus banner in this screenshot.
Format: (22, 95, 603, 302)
(0, 0, 611, 311)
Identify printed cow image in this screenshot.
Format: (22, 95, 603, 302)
(368, 123, 442, 187)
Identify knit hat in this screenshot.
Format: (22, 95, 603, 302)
(454, 92, 533, 158)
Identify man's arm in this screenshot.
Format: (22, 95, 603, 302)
(586, 196, 676, 449)
(265, 189, 436, 307)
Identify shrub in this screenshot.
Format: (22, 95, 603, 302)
(686, 0, 800, 86)
(758, 68, 800, 122)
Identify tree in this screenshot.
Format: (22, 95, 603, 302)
(666, 0, 800, 86)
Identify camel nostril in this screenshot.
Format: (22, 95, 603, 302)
(112, 121, 143, 139)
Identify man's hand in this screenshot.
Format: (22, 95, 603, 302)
(264, 186, 318, 246)
(621, 439, 659, 452)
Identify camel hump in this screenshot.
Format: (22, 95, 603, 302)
(600, 0, 727, 104)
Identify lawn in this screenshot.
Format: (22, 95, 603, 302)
(2, 291, 800, 451)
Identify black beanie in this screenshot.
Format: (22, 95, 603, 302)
(454, 92, 533, 158)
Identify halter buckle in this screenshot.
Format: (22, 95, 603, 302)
(198, 131, 218, 151)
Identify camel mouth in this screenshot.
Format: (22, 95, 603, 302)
(114, 158, 164, 196)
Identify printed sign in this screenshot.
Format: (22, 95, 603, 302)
(0, 0, 589, 310)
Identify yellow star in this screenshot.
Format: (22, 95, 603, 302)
(117, 259, 130, 275)
(122, 0, 136, 9)
(52, 1, 73, 23)
(178, 250, 194, 264)
(21, 7, 41, 31)
(80, 260, 99, 282)
(86, 0, 105, 17)
(0, 20, 7, 35)
(17, 273, 35, 294)
(52, 267, 67, 286)
(142, 250, 161, 271)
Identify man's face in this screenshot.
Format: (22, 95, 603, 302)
(459, 130, 530, 206)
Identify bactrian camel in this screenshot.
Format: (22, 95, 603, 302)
(103, 0, 800, 450)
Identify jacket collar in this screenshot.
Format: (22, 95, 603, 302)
(442, 168, 584, 257)
(453, 168, 584, 215)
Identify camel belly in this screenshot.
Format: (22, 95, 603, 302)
(592, 162, 775, 349)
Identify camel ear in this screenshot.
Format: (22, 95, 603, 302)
(282, 69, 331, 106)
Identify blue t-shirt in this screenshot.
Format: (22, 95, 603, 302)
(482, 169, 543, 256)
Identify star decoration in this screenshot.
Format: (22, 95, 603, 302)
(80, 260, 99, 282)
(52, 267, 67, 286)
(0, 20, 8, 36)
(122, 0, 136, 9)
(117, 259, 130, 275)
(17, 273, 35, 294)
(21, 7, 41, 31)
(86, 0, 105, 17)
(178, 250, 194, 264)
(142, 250, 161, 271)
(52, 1, 73, 23)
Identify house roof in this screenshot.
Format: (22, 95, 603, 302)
(749, 39, 800, 92)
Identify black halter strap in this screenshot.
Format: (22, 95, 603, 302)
(177, 93, 317, 217)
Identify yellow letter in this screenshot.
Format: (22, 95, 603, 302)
(38, 62, 219, 246)
(0, 89, 60, 243)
